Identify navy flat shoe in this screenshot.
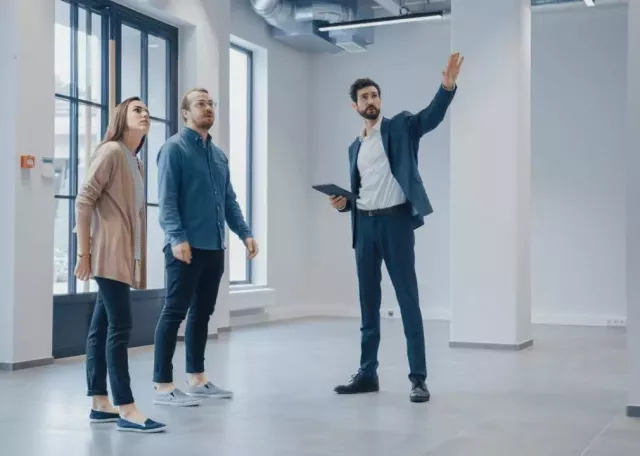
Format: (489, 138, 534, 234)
(89, 409, 120, 423)
(116, 417, 167, 433)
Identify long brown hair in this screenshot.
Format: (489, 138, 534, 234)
(101, 96, 147, 154)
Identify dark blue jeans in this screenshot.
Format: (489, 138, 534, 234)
(86, 277, 134, 406)
(355, 206, 427, 382)
(152, 245, 225, 383)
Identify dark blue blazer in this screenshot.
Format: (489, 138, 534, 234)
(340, 84, 457, 248)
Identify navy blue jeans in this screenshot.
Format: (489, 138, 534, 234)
(355, 206, 427, 382)
(152, 245, 225, 383)
(85, 277, 134, 406)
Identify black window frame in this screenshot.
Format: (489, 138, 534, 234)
(229, 43, 254, 286)
(54, 0, 178, 295)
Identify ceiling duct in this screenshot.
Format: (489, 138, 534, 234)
(249, 0, 373, 53)
(293, 3, 354, 23)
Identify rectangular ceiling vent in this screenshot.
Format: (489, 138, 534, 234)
(335, 40, 368, 52)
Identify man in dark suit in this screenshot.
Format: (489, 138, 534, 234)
(330, 53, 463, 403)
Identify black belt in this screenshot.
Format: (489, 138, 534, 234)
(357, 202, 409, 217)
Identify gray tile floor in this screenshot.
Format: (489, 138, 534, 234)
(0, 317, 639, 455)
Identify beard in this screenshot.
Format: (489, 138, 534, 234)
(196, 115, 214, 129)
(359, 105, 379, 120)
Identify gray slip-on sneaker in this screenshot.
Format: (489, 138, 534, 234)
(153, 388, 203, 407)
(184, 381, 233, 399)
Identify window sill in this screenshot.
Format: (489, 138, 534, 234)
(230, 283, 270, 292)
(228, 285, 275, 310)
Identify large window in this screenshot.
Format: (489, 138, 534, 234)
(229, 44, 254, 285)
(53, 0, 178, 295)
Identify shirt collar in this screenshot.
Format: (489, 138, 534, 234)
(181, 126, 212, 144)
(359, 116, 382, 141)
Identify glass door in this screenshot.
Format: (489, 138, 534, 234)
(111, 10, 178, 290)
(53, 0, 178, 296)
(55, 0, 109, 295)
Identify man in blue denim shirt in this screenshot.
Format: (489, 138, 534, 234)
(152, 88, 258, 406)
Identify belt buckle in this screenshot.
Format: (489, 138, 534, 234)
(368, 210, 374, 216)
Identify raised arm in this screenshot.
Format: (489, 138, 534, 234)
(406, 84, 457, 140)
(157, 142, 187, 246)
(406, 52, 464, 142)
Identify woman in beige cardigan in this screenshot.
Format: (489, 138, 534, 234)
(75, 97, 166, 434)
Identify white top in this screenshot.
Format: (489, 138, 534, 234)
(355, 117, 406, 211)
(121, 143, 144, 261)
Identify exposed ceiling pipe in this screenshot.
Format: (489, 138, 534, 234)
(250, 0, 354, 33)
(294, 3, 354, 23)
(250, 0, 300, 32)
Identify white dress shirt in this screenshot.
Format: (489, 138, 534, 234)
(355, 117, 406, 211)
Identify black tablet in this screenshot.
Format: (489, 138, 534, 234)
(312, 184, 359, 201)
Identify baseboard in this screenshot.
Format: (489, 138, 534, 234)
(266, 304, 329, 321)
(177, 333, 219, 342)
(626, 406, 640, 418)
(532, 312, 627, 327)
(0, 357, 55, 371)
(449, 339, 534, 351)
(255, 303, 627, 329)
(301, 303, 451, 321)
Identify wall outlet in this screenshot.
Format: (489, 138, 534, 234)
(606, 319, 626, 327)
(381, 309, 395, 318)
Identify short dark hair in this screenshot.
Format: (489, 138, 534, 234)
(180, 88, 209, 121)
(349, 78, 381, 103)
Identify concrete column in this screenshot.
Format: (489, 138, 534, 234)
(626, 0, 640, 418)
(449, 0, 532, 348)
(0, 0, 56, 368)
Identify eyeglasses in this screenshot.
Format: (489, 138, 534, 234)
(191, 100, 217, 110)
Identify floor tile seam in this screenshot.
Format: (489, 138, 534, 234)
(420, 414, 496, 455)
(579, 419, 614, 456)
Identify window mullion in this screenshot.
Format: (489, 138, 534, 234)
(101, 7, 110, 137)
(246, 50, 253, 284)
(68, 3, 79, 294)
(141, 32, 149, 204)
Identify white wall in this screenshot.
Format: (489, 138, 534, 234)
(229, 0, 312, 319)
(118, 0, 313, 326)
(307, 19, 452, 320)
(0, 0, 56, 365)
(625, 0, 640, 410)
(531, 5, 627, 325)
(306, 4, 628, 326)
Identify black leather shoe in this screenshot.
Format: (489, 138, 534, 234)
(334, 371, 379, 394)
(409, 380, 430, 403)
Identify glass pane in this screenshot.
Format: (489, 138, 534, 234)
(146, 121, 166, 205)
(229, 47, 250, 283)
(148, 35, 167, 118)
(54, 0, 71, 96)
(77, 104, 103, 187)
(146, 206, 166, 290)
(53, 198, 70, 295)
(121, 25, 141, 102)
(54, 98, 72, 196)
(77, 8, 102, 103)
(76, 269, 99, 294)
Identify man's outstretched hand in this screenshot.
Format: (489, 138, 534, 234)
(442, 52, 464, 90)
